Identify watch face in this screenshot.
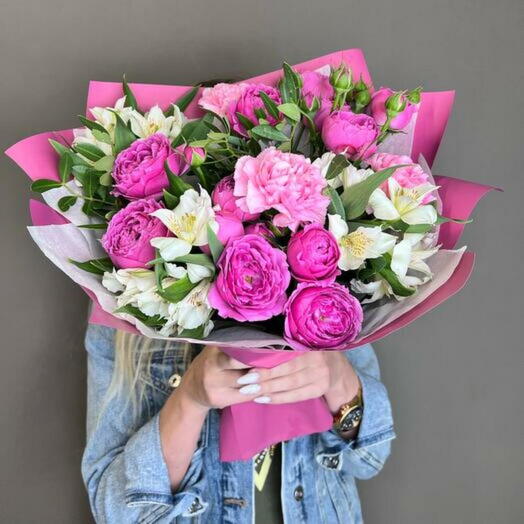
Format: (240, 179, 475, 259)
(340, 405, 363, 432)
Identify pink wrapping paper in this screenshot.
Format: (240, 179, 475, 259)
(6, 49, 498, 461)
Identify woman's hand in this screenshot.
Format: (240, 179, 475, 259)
(241, 350, 361, 413)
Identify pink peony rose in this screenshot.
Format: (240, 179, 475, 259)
(244, 222, 274, 239)
(287, 224, 340, 282)
(370, 87, 418, 131)
(201, 213, 245, 255)
(284, 281, 363, 350)
(211, 175, 260, 222)
(101, 199, 168, 269)
(233, 147, 330, 231)
(368, 152, 435, 203)
(208, 234, 290, 322)
(227, 84, 281, 136)
(112, 133, 171, 200)
(166, 144, 206, 176)
(322, 110, 379, 160)
(301, 71, 334, 128)
(198, 83, 247, 117)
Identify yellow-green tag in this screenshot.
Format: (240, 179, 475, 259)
(254, 445, 276, 491)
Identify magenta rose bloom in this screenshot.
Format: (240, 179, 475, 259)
(234, 147, 330, 231)
(112, 133, 172, 200)
(284, 282, 363, 350)
(101, 199, 168, 269)
(167, 144, 206, 176)
(301, 71, 334, 128)
(370, 87, 418, 131)
(287, 224, 341, 282)
(212, 175, 260, 222)
(208, 234, 291, 322)
(227, 84, 281, 136)
(322, 110, 379, 160)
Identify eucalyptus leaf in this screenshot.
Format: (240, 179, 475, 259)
(99, 172, 113, 186)
(75, 142, 105, 162)
(250, 125, 288, 142)
(30, 179, 63, 193)
(59, 153, 73, 183)
(259, 91, 280, 119)
(235, 113, 255, 132)
(342, 164, 410, 220)
(206, 224, 224, 263)
(58, 195, 77, 212)
(78, 115, 108, 134)
(93, 155, 115, 172)
(92, 129, 112, 144)
(278, 103, 301, 122)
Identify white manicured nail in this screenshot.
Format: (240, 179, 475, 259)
(237, 372, 260, 385)
(253, 396, 271, 404)
(239, 384, 261, 395)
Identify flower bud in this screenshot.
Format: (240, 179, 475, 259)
(190, 147, 206, 167)
(330, 65, 352, 93)
(354, 88, 371, 108)
(385, 92, 407, 117)
(406, 87, 422, 104)
(354, 78, 368, 93)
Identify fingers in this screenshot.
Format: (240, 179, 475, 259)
(211, 347, 251, 370)
(254, 383, 325, 405)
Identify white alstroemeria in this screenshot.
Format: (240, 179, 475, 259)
(165, 263, 188, 280)
(89, 96, 137, 135)
(390, 233, 439, 282)
(102, 268, 158, 310)
(150, 188, 218, 261)
(368, 178, 438, 225)
(72, 127, 113, 156)
(351, 276, 393, 304)
(313, 152, 373, 190)
(328, 214, 397, 271)
(135, 287, 170, 318)
(165, 262, 213, 283)
(129, 104, 186, 141)
(160, 280, 214, 336)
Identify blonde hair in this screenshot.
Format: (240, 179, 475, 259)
(103, 330, 192, 416)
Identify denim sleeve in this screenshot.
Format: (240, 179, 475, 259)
(315, 343, 395, 479)
(81, 325, 208, 523)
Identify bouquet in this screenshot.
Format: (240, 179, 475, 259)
(6, 49, 496, 461)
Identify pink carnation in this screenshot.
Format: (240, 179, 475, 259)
(368, 152, 435, 203)
(198, 83, 247, 117)
(233, 147, 330, 231)
(211, 175, 260, 222)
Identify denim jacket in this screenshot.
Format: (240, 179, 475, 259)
(82, 324, 395, 523)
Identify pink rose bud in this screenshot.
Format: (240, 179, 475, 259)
(287, 224, 341, 282)
(284, 281, 363, 350)
(101, 199, 168, 269)
(227, 84, 281, 136)
(321, 110, 379, 160)
(211, 175, 260, 222)
(167, 145, 206, 176)
(208, 234, 291, 322)
(112, 133, 172, 200)
(370, 87, 418, 131)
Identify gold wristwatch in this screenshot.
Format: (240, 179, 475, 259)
(333, 387, 363, 433)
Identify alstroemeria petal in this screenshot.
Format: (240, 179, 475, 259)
(402, 205, 437, 225)
(150, 237, 192, 261)
(368, 189, 400, 221)
(391, 239, 412, 278)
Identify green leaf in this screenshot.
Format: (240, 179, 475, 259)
(280, 62, 301, 103)
(326, 187, 346, 220)
(358, 256, 386, 281)
(165, 161, 193, 196)
(49, 138, 72, 156)
(259, 91, 280, 119)
(30, 179, 62, 193)
(77, 115, 108, 134)
(99, 172, 113, 186)
(78, 223, 107, 230)
(404, 223, 435, 234)
(75, 142, 105, 162)
(122, 75, 138, 110)
(115, 304, 165, 328)
(92, 155, 114, 172)
(235, 112, 255, 131)
(173, 114, 214, 146)
(278, 103, 301, 122)
(326, 154, 350, 180)
(91, 129, 112, 144)
(69, 257, 113, 275)
(173, 253, 216, 272)
(178, 324, 207, 339)
(159, 274, 198, 303)
(174, 86, 199, 112)
(342, 164, 411, 220)
(207, 132, 228, 141)
(250, 125, 289, 142)
(436, 215, 473, 225)
(59, 153, 73, 183)
(57, 195, 77, 212)
(379, 265, 416, 296)
(162, 189, 179, 209)
(113, 112, 137, 154)
(206, 224, 224, 263)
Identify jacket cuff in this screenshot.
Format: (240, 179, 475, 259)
(123, 413, 208, 517)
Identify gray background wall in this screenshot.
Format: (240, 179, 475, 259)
(1, 0, 522, 522)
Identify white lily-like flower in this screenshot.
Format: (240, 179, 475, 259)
(165, 262, 213, 283)
(150, 188, 218, 261)
(368, 177, 438, 225)
(72, 128, 113, 156)
(328, 214, 397, 271)
(313, 152, 374, 190)
(351, 276, 393, 304)
(390, 233, 439, 282)
(89, 96, 137, 135)
(160, 280, 214, 336)
(129, 104, 186, 141)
